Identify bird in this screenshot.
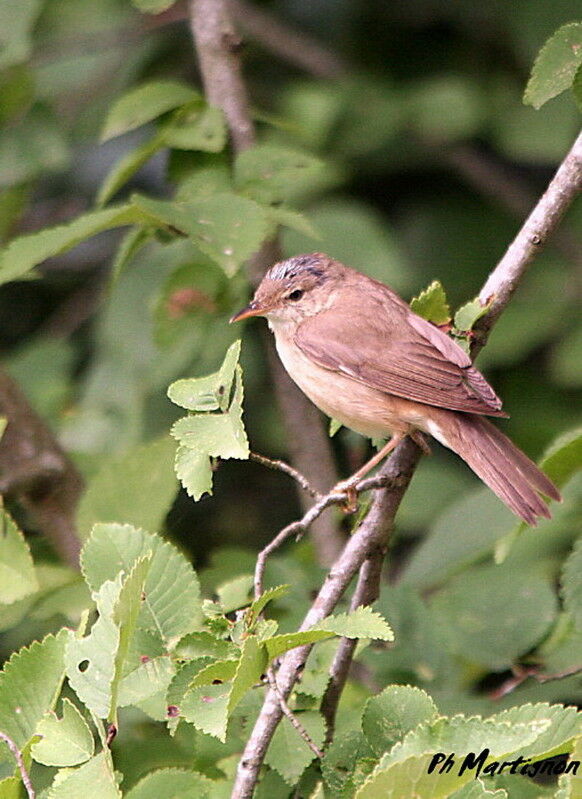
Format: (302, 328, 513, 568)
(230, 253, 560, 525)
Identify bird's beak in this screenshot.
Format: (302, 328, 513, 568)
(229, 300, 264, 324)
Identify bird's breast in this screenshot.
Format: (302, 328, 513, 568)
(272, 326, 415, 439)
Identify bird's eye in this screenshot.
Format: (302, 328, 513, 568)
(287, 289, 304, 301)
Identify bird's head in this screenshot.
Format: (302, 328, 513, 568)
(230, 253, 342, 326)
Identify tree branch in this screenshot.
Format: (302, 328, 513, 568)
(232, 127, 582, 798)
(475, 129, 582, 350)
(233, 439, 421, 798)
(189, 0, 344, 566)
(0, 369, 82, 568)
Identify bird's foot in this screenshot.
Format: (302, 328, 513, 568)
(333, 478, 360, 514)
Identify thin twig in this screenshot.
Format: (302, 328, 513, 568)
(489, 661, 582, 700)
(265, 668, 324, 759)
(253, 473, 396, 600)
(0, 730, 35, 799)
(249, 451, 322, 499)
(320, 547, 386, 745)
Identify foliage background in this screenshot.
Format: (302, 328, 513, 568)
(0, 0, 581, 796)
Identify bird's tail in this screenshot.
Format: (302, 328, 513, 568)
(428, 412, 561, 525)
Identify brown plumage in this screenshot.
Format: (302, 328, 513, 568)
(231, 253, 561, 524)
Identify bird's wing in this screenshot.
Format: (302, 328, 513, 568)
(294, 286, 506, 417)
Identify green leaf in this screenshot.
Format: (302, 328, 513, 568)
(362, 685, 438, 756)
(163, 106, 227, 152)
(561, 536, 582, 631)
(179, 660, 238, 740)
(322, 731, 376, 797)
(296, 639, 336, 699)
(174, 632, 238, 661)
(109, 226, 152, 287)
(451, 781, 507, 798)
(538, 427, 582, 489)
(124, 768, 212, 799)
(264, 711, 325, 784)
(109, 556, 152, 721)
(32, 699, 94, 767)
(117, 654, 175, 709)
(131, 0, 178, 13)
(410, 280, 451, 325)
(329, 418, 342, 437)
(216, 574, 254, 614)
(0, 204, 141, 286)
(234, 144, 328, 205)
(228, 635, 268, 712)
(65, 580, 121, 718)
(264, 607, 393, 661)
(45, 752, 121, 798)
(320, 607, 394, 641)
(168, 340, 241, 412)
(174, 445, 212, 502)
(355, 714, 548, 799)
(524, 23, 582, 109)
(179, 681, 231, 740)
(246, 584, 290, 629)
(76, 436, 179, 539)
(0, 630, 66, 750)
(96, 133, 166, 207)
(454, 297, 489, 332)
(176, 165, 232, 201)
(0, 509, 38, 603)
(132, 193, 270, 276)
(493, 703, 582, 761)
(431, 563, 557, 670)
(170, 361, 249, 500)
(180, 636, 267, 742)
(81, 523, 203, 643)
(171, 391, 249, 457)
(264, 629, 333, 660)
(101, 80, 198, 142)
(0, 0, 42, 69)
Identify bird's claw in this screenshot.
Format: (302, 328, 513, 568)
(333, 480, 359, 513)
